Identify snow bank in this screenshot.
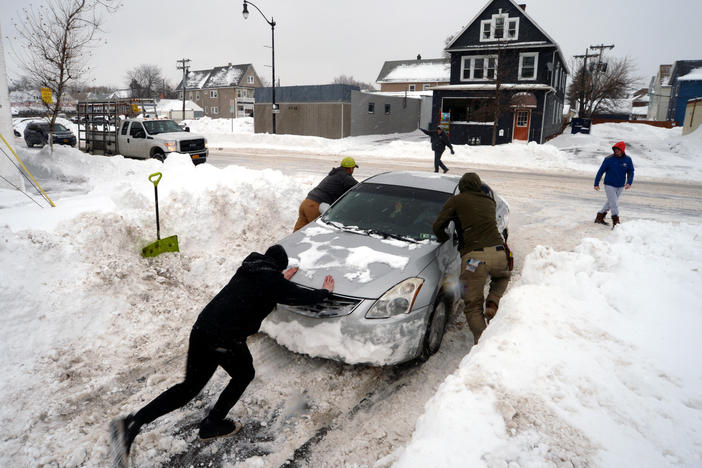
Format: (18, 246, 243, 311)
(394, 220, 702, 467)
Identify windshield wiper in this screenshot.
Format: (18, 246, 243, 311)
(365, 228, 419, 244)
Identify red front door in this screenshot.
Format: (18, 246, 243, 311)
(513, 110, 530, 141)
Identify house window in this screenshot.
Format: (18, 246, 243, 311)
(461, 55, 498, 81)
(519, 53, 538, 80)
(210, 90, 218, 98)
(423, 84, 431, 90)
(480, 11, 519, 42)
(195, 91, 200, 101)
(408, 84, 416, 92)
(247, 75, 254, 84)
(385, 104, 391, 114)
(188, 91, 193, 99)
(442, 97, 494, 123)
(368, 102, 375, 114)
(211, 106, 219, 115)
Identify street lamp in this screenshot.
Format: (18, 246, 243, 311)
(242, 0, 277, 134)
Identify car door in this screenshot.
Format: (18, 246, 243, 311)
(125, 121, 148, 158)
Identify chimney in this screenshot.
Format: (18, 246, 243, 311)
(519, 3, 526, 10)
(228, 62, 232, 67)
(417, 54, 422, 61)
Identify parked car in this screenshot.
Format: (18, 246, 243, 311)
(265, 171, 510, 366)
(24, 121, 77, 147)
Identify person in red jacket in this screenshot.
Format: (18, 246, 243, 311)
(110, 245, 333, 466)
(594, 141, 635, 227)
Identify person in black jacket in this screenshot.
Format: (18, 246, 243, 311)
(293, 156, 359, 232)
(110, 245, 333, 464)
(420, 126, 454, 173)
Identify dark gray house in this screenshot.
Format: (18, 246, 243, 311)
(431, 0, 568, 145)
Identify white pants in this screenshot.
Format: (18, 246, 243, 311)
(600, 185, 624, 216)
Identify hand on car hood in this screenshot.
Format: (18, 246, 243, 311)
(277, 221, 440, 298)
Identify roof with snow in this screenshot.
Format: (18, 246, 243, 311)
(177, 63, 254, 90)
(376, 59, 450, 83)
(679, 68, 702, 81)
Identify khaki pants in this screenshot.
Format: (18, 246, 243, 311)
(460, 246, 511, 344)
(293, 198, 321, 232)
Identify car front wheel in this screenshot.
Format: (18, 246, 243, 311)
(419, 294, 449, 361)
(151, 149, 166, 162)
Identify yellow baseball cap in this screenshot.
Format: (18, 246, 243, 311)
(340, 156, 358, 168)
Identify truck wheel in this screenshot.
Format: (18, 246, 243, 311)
(419, 294, 449, 361)
(151, 149, 166, 162)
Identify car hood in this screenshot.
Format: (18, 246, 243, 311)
(277, 220, 441, 299)
(152, 131, 203, 140)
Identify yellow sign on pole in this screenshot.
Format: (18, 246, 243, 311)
(40, 87, 52, 104)
(131, 104, 140, 113)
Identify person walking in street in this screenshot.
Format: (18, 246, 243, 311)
(420, 126, 454, 173)
(433, 172, 511, 345)
(110, 245, 334, 466)
(293, 157, 359, 232)
(594, 141, 635, 228)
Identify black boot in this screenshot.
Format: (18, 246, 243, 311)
(110, 414, 139, 467)
(611, 215, 620, 228)
(199, 417, 242, 440)
(594, 212, 609, 225)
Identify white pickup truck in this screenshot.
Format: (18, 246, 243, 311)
(116, 118, 208, 165)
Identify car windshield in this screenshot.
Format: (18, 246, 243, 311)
(143, 120, 183, 135)
(38, 123, 68, 132)
(321, 183, 451, 241)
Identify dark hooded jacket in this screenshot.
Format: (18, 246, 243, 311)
(421, 127, 453, 153)
(432, 173, 504, 254)
(307, 167, 358, 204)
(193, 249, 329, 344)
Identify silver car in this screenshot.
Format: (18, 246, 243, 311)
(264, 171, 509, 366)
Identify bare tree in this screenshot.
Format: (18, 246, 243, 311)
(11, 0, 118, 149)
(567, 56, 638, 117)
(126, 64, 165, 98)
(332, 75, 376, 91)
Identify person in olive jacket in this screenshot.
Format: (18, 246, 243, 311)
(594, 141, 634, 227)
(433, 172, 510, 344)
(420, 126, 454, 173)
(110, 245, 334, 464)
(293, 156, 359, 232)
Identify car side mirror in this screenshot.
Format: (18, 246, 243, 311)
(185, 127, 190, 132)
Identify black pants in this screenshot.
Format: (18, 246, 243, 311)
(434, 149, 448, 172)
(132, 328, 254, 429)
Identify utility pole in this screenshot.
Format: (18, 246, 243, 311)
(586, 44, 615, 117)
(573, 49, 598, 117)
(176, 58, 191, 121)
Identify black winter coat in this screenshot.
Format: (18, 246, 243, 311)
(421, 128, 453, 153)
(307, 167, 358, 204)
(193, 252, 329, 344)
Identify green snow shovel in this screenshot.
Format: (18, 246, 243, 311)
(141, 172, 180, 257)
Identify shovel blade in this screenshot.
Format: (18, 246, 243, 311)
(141, 235, 180, 258)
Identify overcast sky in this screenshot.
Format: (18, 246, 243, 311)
(2, 0, 702, 90)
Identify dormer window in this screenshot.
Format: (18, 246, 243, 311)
(480, 10, 519, 42)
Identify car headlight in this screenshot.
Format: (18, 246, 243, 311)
(365, 278, 424, 319)
(164, 141, 177, 152)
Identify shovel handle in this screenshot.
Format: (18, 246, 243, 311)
(149, 172, 162, 186)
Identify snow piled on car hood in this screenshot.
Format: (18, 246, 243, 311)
(277, 220, 436, 298)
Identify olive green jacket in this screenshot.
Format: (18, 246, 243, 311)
(432, 173, 504, 254)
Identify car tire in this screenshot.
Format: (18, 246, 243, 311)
(419, 294, 450, 361)
(151, 149, 166, 162)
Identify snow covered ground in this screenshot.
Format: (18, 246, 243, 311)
(1, 120, 701, 467)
